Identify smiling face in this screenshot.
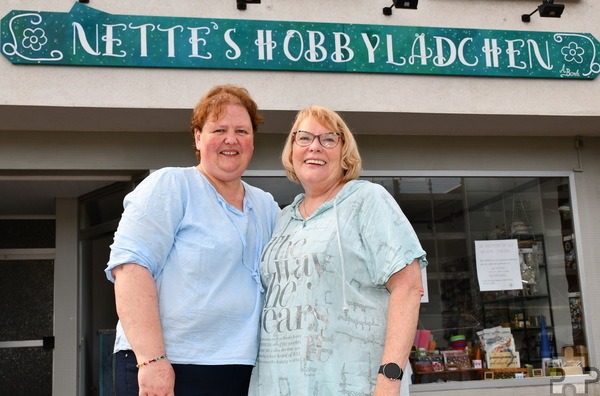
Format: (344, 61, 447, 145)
(195, 103, 254, 184)
(292, 116, 344, 192)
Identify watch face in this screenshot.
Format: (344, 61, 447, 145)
(382, 363, 402, 380)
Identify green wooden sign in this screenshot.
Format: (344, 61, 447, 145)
(2, 3, 599, 79)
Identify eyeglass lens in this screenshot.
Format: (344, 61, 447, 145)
(294, 131, 341, 148)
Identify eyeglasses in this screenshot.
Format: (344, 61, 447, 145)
(293, 130, 343, 149)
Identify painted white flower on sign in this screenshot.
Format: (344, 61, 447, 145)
(21, 27, 48, 52)
(562, 42, 585, 64)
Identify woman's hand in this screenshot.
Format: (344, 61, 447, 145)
(137, 359, 175, 396)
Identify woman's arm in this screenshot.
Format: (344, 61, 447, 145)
(113, 263, 175, 396)
(374, 259, 424, 396)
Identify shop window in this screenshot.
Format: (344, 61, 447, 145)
(244, 175, 587, 386)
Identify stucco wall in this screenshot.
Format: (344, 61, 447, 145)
(1, 0, 599, 118)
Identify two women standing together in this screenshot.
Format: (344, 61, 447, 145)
(106, 85, 427, 396)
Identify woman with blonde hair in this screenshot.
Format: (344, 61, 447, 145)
(252, 106, 427, 395)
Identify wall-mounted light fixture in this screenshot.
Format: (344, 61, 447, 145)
(237, 0, 261, 11)
(522, 0, 564, 22)
(383, 0, 419, 16)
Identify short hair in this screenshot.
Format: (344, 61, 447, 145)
(282, 106, 362, 183)
(190, 85, 263, 161)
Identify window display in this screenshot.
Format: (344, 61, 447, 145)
(370, 176, 587, 384)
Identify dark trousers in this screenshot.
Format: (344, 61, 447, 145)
(115, 350, 253, 396)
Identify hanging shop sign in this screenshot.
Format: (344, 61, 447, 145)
(1, 3, 599, 79)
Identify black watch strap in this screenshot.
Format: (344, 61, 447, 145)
(378, 362, 403, 380)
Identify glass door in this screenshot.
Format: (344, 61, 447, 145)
(78, 178, 144, 395)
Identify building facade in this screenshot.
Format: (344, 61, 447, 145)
(0, 0, 599, 395)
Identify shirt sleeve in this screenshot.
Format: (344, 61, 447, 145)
(358, 182, 428, 286)
(105, 168, 185, 282)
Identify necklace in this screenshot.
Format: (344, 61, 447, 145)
(300, 182, 343, 218)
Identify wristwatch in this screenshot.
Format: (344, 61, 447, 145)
(378, 362, 403, 380)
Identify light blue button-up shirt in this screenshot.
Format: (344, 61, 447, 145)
(106, 167, 279, 365)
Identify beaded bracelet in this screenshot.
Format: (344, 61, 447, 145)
(136, 354, 167, 368)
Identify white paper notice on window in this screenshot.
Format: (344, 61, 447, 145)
(475, 239, 523, 292)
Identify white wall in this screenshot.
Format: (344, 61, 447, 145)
(0, 0, 599, 119)
(54, 199, 78, 396)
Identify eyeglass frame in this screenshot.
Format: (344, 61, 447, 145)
(292, 130, 344, 149)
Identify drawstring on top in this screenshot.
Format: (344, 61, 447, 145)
(285, 191, 350, 314)
(214, 184, 264, 293)
(333, 198, 349, 313)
